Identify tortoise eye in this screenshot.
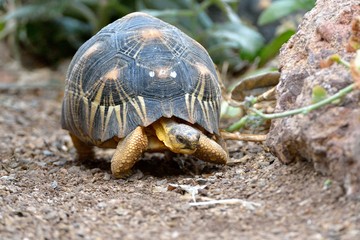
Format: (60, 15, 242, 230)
(176, 135, 186, 144)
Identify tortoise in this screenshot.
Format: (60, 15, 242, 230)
(61, 12, 228, 178)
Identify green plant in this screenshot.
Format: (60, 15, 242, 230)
(0, 0, 136, 64)
(0, 0, 270, 67)
(0, 0, 315, 92)
(258, 0, 315, 26)
(227, 52, 359, 132)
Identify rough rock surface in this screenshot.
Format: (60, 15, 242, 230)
(266, 0, 360, 198)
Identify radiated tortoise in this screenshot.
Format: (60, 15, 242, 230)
(61, 12, 228, 178)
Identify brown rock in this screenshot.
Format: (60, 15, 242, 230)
(266, 0, 360, 198)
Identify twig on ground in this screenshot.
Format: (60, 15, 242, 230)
(189, 198, 261, 210)
(221, 131, 267, 142)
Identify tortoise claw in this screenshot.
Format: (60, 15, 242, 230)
(112, 169, 133, 179)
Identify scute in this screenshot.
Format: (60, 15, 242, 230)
(61, 12, 221, 145)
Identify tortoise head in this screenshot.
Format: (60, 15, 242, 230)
(153, 118, 201, 154)
(167, 124, 200, 154)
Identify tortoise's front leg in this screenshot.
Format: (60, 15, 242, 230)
(69, 133, 94, 161)
(193, 134, 228, 164)
(111, 126, 148, 178)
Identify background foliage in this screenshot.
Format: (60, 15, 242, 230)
(0, 0, 315, 70)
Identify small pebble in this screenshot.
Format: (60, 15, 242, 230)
(215, 172, 223, 178)
(26, 206, 37, 213)
(0, 174, 16, 181)
(68, 166, 80, 174)
(59, 168, 68, 174)
(48, 167, 60, 174)
(51, 180, 58, 189)
(103, 173, 111, 181)
(258, 160, 270, 168)
(36, 161, 47, 168)
(61, 145, 68, 152)
(53, 159, 67, 166)
(114, 207, 129, 216)
(206, 176, 217, 183)
(97, 202, 107, 209)
(44, 210, 58, 221)
(156, 179, 167, 186)
(195, 178, 208, 185)
(9, 161, 20, 169)
(90, 168, 102, 174)
(257, 179, 267, 187)
(43, 150, 54, 156)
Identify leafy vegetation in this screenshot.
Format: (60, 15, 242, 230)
(0, 0, 319, 134)
(0, 0, 313, 68)
(258, 0, 315, 26)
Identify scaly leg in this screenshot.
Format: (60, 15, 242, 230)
(193, 133, 228, 164)
(111, 126, 148, 178)
(69, 133, 94, 161)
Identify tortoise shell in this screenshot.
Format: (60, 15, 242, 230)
(61, 12, 221, 145)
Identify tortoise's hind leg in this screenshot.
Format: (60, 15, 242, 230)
(69, 133, 95, 161)
(111, 126, 148, 178)
(193, 133, 228, 164)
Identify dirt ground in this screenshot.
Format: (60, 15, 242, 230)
(0, 63, 360, 240)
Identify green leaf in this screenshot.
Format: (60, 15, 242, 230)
(312, 85, 328, 104)
(209, 22, 264, 60)
(221, 101, 243, 119)
(227, 115, 249, 132)
(258, 29, 295, 66)
(323, 179, 332, 189)
(0, 21, 4, 32)
(258, 0, 315, 26)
